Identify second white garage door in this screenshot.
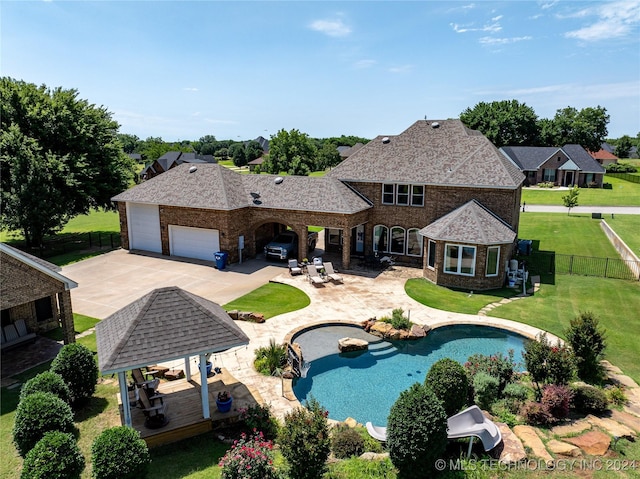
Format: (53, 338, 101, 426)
(169, 225, 220, 262)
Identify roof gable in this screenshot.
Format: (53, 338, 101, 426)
(0, 243, 78, 290)
(96, 286, 249, 373)
(418, 200, 516, 244)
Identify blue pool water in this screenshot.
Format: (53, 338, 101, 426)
(292, 324, 526, 426)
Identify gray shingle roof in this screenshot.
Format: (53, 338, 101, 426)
(327, 120, 524, 188)
(418, 200, 516, 244)
(500, 145, 605, 174)
(96, 286, 249, 373)
(113, 163, 372, 214)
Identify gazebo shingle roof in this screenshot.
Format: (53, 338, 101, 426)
(419, 200, 516, 244)
(96, 286, 249, 373)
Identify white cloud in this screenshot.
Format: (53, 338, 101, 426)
(309, 18, 352, 37)
(353, 59, 376, 69)
(388, 64, 413, 74)
(491, 15, 503, 22)
(476, 81, 639, 101)
(564, 0, 640, 41)
(479, 36, 533, 45)
(450, 20, 502, 34)
(540, 1, 559, 10)
(183, 87, 199, 92)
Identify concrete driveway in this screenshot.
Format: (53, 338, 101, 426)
(62, 249, 285, 319)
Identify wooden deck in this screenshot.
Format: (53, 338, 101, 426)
(118, 368, 263, 448)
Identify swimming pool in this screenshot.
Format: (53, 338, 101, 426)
(292, 323, 526, 426)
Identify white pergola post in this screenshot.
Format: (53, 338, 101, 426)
(184, 355, 192, 380)
(118, 371, 132, 426)
(199, 353, 210, 419)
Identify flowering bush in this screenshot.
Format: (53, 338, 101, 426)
(219, 431, 277, 479)
(465, 350, 516, 393)
(523, 333, 576, 399)
(541, 384, 573, 421)
(239, 404, 279, 440)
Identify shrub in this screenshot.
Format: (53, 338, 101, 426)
(239, 403, 279, 440)
(21, 431, 84, 479)
(523, 333, 575, 399)
(465, 350, 516, 393)
(541, 384, 573, 421)
(606, 163, 637, 173)
(425, 358, 468, 416)
(331, 425, 365, 459)
(521, 400, 553, 426)
(491, 400, 520, 428)
(571, 384, 608, 414)
(503, 382, 530, 413)
(253, 339, 287, 376)
(219, 431, 277, 479)
(387, 383, 447, 478)
(279, 396, 331, 479)
(605, 385, 627, 407)
(12, 392, 75, 457)
(91, 426, 150, 479)
(565, 311, 607, 384)
(20, 371, 71, 404)
(380, 308, 412, 330)
(472, 372, 500, 410)
(51, 343, 98, 406)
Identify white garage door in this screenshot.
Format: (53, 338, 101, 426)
(169, 225, 220, 262)
(127, 203, 162, 253)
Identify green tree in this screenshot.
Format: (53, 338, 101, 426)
(614, 135, 633, 158)
(562, 186, 579, 215)
(193, 134, 217, 155)
(565, 311, 607, 383)
(460, 99, 540, 147)
(51, 343, 98, 406)
(316, 140, 341, 171)
(229, 143, 247, 167)
(263, 128, 317, 175)
(91, 426, 150, 479)
(541, 106, 609, 151)
(117, 133, 142, 154)
(425, 358, 468, 416)
(245, 140, 264, 162)
(0, 78, 136, 246)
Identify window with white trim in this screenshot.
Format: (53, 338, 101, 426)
(382, 184, 395, 204)
(427, 240, 436, 268)
(373, 225, 389, 253)
(407, 228, 423, 257)
(390, 226, 405, 254)
(396, 185, 409, 205)
(486, 246, 500, 277)
(411, 185, 424, 206)
(444, 244, 476, 276)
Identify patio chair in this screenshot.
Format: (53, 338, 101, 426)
(288, 259, 302, 275)
(447, 405, 502, 457)
(306, 265, 326, 285)
(132, 368, 160, 394)
(365, 422, 387, 442)
(137, 384, 168, 428)
(323, 262, 343, 283)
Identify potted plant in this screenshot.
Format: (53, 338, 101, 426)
(216, 390, 233, 412)
(199, 353, 213, 376)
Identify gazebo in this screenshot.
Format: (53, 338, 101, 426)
(96, 286, 250, 427)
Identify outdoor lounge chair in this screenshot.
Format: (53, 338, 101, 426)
(306, 265, 326, 285)
(288, 259, 302, 275)
(132, 368, 160, 393)
(137, 384, 168, 428)
(447, 405, 502, 457)
(365, 422, 387, 442)
(323, 262, 343, 283)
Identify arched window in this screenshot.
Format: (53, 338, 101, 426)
(390, 226, 405, 255)
(406, 228, 423, 257)
(373, 225, 389, 253)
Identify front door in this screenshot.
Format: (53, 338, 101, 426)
(565, 171, 575, 186)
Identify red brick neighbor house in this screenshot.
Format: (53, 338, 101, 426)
(500, 144, 605, 187)
(1, 243, 77, 348)
(113, 120, 525, 290)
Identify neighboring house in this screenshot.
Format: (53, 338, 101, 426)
(247, 156, 265, 172)
(337, 142, 364, 160)
(589, 148, 618, 167)
(248, 135, 270, 153)
(1, 244, 77, 347)
(140, 152, 216, 180)
(500, 144, 605, 187)
(128, 153, 143, 163)
(113, 120, 524, 290)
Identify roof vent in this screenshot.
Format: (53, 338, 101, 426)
(431, 122, 440, 129)
(381, 137, 390, 144)
(250, 192, 260, 199)
(274, 176, 284, 184)
(189, 166, 197, 173)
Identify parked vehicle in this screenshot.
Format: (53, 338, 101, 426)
(264, 230, 318, 260)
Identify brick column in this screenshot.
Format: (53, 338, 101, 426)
(341, 228, 351, 269)
(58, 291, 76, 344)
(299, 228, 308, 261)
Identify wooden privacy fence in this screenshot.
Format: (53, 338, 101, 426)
(520, 251, 640, 281)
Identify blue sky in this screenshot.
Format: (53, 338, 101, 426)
(3, 1, 639, 142)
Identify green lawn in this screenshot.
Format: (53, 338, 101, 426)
(222, 282, 310, 319)
(521, 176, 640, 206)
(605, 215, 640, 255)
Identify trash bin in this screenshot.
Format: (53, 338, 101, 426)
(214, 252, 228, 270)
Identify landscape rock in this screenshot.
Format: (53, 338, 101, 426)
(550, 419, 592, 437)
(496, 423, 526, 464)
(607, 409, 640, 434)
(410, 324, 427, 338)
(565, 431, 610, 456)
(226, 310, 239, 320)
(338, 337, 369, 353)
(359, 452, 389, 460)
(513, 425, 553, 464)
(368, 322, 393, 338)
(547, 439, 581, 457)
(344, 417, 358, 428)
(586, 414, 635, 440)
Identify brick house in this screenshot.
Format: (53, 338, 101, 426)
(140, 151, 216, 181)
(500, 144, 605, 187)
(1, 243, 77, 347)
(113, 120, 524, 290)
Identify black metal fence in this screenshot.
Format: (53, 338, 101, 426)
(520, 251, 639, 281)
(19, 232, 121, 259)
(607, 173, 640, 184)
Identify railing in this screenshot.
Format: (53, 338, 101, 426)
(518, 251, 640, 281)
(16, 232, 121, 259)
